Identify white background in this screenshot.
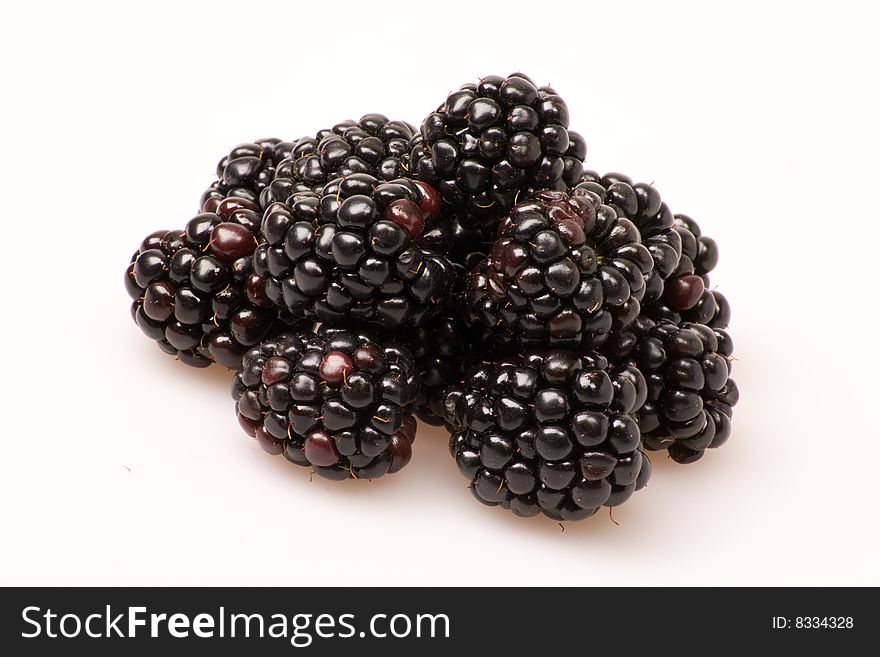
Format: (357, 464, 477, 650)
(1, 0, 878, 587)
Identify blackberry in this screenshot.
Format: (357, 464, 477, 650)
(125, 198, 305, 369)
(605, 317, 738, 464)
(670, 213, 720, 283)
(255, 174, 456, 329)
(647, 212, 730, 327)
(576, 172, 730, 328)
(464, 189, 653, 349)
(200, 138, 295, 211)
(232, 326, 419, 479)
(259, 115, 417, 207)
(443, 349, 650, 520)
(574, 172, 682, 305)
(649, 286, 731, 329)
(411, 73, 586, 230)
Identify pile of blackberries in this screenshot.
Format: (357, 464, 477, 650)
(126, 73, 738, 522)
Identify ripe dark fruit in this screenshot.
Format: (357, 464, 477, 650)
(256, 426, 284, 455)
(129, 82, 740, 518)
(412, 180, 441, 224)
(581, 452, 618, 480)
(260, 115, 416, 206)
(444, 349, 649, 521)
(304, 431, 341, 467)
(143, 281, 175, 321)
(465, 189, 652, 349)
(255, 175, 455, 329)
(643, 211, 729, 326)
(320, 351, 354, 384)
(604, 317, 738, 463)
(578, 171, 733, 331)
(384, 199, 425, 239)
(664, 275, 705, 311)
(387, 430, 414, 474)
(575, 172, 683, 305)
(210, 222, 257, 263)
(231, 327, 418, 479)
(200, 138, 295, 212)
(126, 225, 306, 369)
(261, 356, 291, 386)
(411, 73, 586, 231)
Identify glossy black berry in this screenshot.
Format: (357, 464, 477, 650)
(604, 317, 738, 463)
(577, 172, 732, 329)
(575, 172, 683, 306)
(259, 115, 416, 207)
(126, 211, 307, 368)
(256, 175, 455, 329)
(411, 73, 586, 231)
(200, 138, 295, 212)
(232, 327, 419, 479)
(464, 189, 652, 349)
(443, 349, 649, 521)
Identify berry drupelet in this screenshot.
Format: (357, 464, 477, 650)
(125, 198, 305, 369)
(200, 138, 295, 211)
(411, 73, 586, 230)
(232, 326, 419, 479)
(259, 115, 417, 207)
(254, 174, 456, 329)
(605, 317, 738, 464)
(443, 350, 650, 520)
(464, 189, 653, 349)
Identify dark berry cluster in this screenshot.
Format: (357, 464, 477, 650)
(125, 73, 739, 518)
(605, 317, 738, 463)
(576, 173, 732, 332)
(464, 189, 652, 349)
(648, 212, 731, 328)
(254, 174, 455, 328)
(444, 350, 650, 520)
(574, 172, 682, 306)
(232, 326, 418, 479)
(200, 138, 295, 211)
(125, 198, 305, 369)
(411, 73, 586, 230)
(260, 115, 417, 207)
